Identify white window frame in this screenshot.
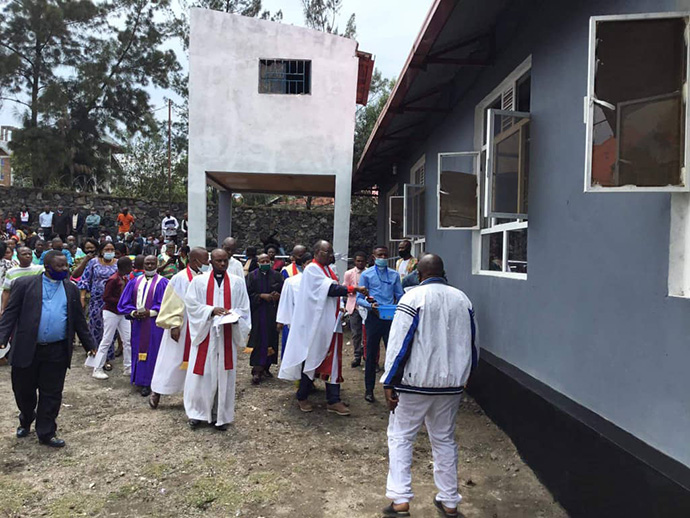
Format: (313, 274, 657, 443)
(471, 56, 532, 280)
(403, 155, 426, 238)
(583, 12, 690, 193)
(486, 108, 531, 219)
(388, 195, 404, 243)
(436, 151, 481, 230)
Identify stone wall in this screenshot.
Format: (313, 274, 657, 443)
(0, 187, 377, 255)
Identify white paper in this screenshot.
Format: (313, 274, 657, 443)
(84, 354, 99, 368)
(0, 345, 10, 360)
(214, 311, 240, 327)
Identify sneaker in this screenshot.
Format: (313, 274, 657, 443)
(123, 368, 131, 376)
(326, 402, 351, 416)
(92, 368, 109, 380)
(297, 399, 313, 413)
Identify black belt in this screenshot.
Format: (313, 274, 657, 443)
(36, 340, 67, 347)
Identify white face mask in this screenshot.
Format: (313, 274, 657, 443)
(200, 264, 211, 273)
(144, 269, 157, 278)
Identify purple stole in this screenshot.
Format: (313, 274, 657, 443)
(136, 274, 160, 362)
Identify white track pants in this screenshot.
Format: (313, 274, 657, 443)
(386, 392, 463, 507)
(95, 310, 131, 371)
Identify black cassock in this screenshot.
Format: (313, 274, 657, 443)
(246, 268, 283, 368)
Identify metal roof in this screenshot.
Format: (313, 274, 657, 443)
(353, 0, 510, 190)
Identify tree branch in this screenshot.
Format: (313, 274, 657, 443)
(0, 41, 33, 66)
(0, 96, 32, 108)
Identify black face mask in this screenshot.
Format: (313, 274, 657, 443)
(399, 250, 411, 259)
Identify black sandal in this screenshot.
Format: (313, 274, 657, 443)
(382, 503, 410, 517)
(433, 499, 459, 517)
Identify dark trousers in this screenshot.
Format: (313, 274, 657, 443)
(349, 310, 364, 360)
(364, 313, 392, 394)
(87, 227, 99, 239)
(41, 227, 53, 240)
(296, 372, 341, 404)
(11, 342, 68, 441)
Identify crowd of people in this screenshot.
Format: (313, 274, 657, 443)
(0, 219, 478, 517)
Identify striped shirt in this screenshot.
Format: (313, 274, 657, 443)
(3, 264, 44, 291)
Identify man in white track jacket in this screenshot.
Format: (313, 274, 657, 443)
(380, 254, 477, 518)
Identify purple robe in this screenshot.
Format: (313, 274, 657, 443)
(117, 274, 169, 387)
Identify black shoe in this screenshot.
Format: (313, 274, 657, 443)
(140, 386, 151, 397)
(382, 503, 410, 517)
(351, 358, 361, 368)
(188, 419, 201, 429)
(39, 437, 66, 448)
(433, 499, 460, 517)
(214, 424, 228, 431)
(16, 426, 29, 438)
(103, 362, 113, 372)
(365, 392, 375, 403)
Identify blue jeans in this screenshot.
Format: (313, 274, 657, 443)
(364, 312, 392, 394)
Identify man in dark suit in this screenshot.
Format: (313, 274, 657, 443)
(52, 205, 71, 241)
(0, 251, 96, 447)
(70, 210, 86, 241)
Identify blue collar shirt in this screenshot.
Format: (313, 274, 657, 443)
(356, 266, 404, 309)
(37, 275, 68, 343)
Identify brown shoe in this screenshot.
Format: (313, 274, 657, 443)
(327, 402, 351, 416)
(297, 399, 313, 413)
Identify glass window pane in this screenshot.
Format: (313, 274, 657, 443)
(490, 113, 530, 217)
(591, 18, 686, 187)
(389, 197, 404, 240)
(404, 184, 425, 237)
(439, 154, 478, 228)
(508, 229, 527, 274)
(481, 232, 504, 272)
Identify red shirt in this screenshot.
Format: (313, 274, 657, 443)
(102, 272, 128, 313)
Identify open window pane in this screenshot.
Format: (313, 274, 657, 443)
(589, 17, 687, 189)
(438, 152, 480, 229)
(403, 184, 425, 237)
(481, 232, 504, 272)
(487, 110, 530, 218)
(389, 196, 404, 241)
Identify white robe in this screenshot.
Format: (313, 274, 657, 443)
(151, 267, 197, 395)
(276, 273, 302, 326)
(278, 262, 339, 381)
(228, 257, 244, 279)
(183, 271, 251, 425)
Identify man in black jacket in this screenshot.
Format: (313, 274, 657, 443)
(0, 251, 96, 447)
(52, 205, 71, 241)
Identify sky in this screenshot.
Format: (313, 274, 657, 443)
(0, 0, 433, 129)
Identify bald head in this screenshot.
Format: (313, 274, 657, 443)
(221, 237, 237, 256)
(313, 240, 334, 266)
(417, 253, 444, 282)
(190, 247, 208, 262)
(210, 248, 229, 274)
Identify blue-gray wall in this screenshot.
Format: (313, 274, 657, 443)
(377, 0, 690, 467)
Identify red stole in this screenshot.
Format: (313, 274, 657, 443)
(193, 272, 233, 375)
(314, 263, 344, 383)
(180, 266, 194, 370)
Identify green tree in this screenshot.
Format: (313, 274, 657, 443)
(301, 0, 356, 38)
(0, 0, 181, 188)
(354, 68, 394, 166)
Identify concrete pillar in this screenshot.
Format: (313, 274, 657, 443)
(332, 172, 352, 280)
(669, 192, 690, 297)
(187, 165, 207, 249)
(218, 190, 232, 243)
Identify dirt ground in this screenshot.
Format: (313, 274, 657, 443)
(0, 336, 566, 518)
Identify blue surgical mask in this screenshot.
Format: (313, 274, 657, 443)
(103, 252, 115, 261)
(200, 264, 211, 273)
(375, 258, 388, 268)
(47, 267, 68, 281)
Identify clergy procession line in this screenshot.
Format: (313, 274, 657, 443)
(0, 236, 478, 518)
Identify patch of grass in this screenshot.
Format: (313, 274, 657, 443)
(0, 476, 36, 516)
(184, 476, 239, 510)
(143, 462, 174, 479)
(110, 483, 140, 500)
(47, 493, 105, 518)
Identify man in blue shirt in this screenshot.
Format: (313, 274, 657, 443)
(0, 251, 96, 447)
(357, 245, 404, 403)
(39, 237, 73, 267)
